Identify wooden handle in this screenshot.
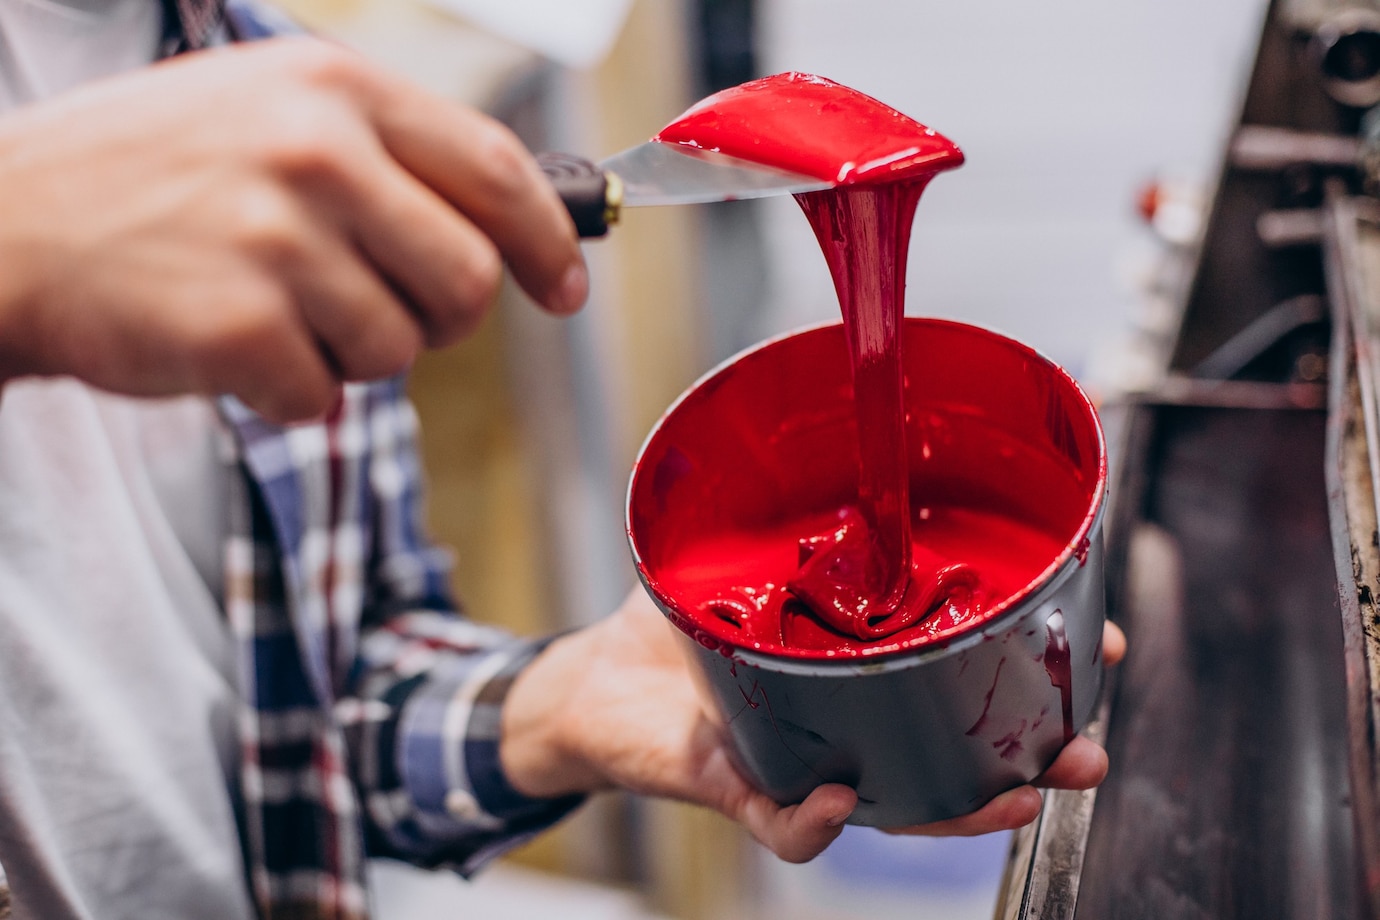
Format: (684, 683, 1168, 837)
(537, 151, 622, 238)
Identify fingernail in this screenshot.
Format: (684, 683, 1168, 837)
(555, 263, 589, 314)
(826, 809, 853, 827)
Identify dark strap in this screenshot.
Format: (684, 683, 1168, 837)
(162, 0, 224, 51)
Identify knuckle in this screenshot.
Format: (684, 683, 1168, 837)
(468, 124, 535, 205)
(240, 349, 339, 423)
(283, 39, 363, 89)
(230, 187, 309, 267)
(465, 242, 505, 304)
(257, 380, 338, 423)
(246, 57, 365, 188)
(175, 279, 338, 422)
(257, 106, 356, 187)
(338, 318, 423, 381)
(196, 292, 296, 364)
(431, 245, 502, 346)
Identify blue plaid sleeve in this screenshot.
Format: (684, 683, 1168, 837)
(340, 380, 583, 874)
(212, 0, 584, 892)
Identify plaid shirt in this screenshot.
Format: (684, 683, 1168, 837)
(219, 380, 581, 920)
(211, 3, 586, 914)
(0, 6, 580, 918)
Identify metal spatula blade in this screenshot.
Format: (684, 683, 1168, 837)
(539, 145, 830, 238)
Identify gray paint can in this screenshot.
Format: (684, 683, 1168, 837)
(628, 318, 1107, 827)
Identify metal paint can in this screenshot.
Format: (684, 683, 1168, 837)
(627, 318, 1107, 827)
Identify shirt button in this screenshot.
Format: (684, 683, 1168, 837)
(446, 789, 481, 820)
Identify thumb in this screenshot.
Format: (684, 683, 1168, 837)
(733, 783, 858, 863)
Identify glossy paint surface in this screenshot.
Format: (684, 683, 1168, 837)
(654, 72, 964, 186)
(789, 183, 927, 639)
(628, 320, 1105, 660)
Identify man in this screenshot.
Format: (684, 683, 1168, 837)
(0, 2, 1123, 918)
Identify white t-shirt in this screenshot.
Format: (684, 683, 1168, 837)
(0, 4, 258, 918)
(0, 0, 163, 107)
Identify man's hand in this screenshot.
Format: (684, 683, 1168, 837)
(0, 37, 587, 422)
(502, 587, 1127, 864)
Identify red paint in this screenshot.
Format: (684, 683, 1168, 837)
(654, 72, 964, 186)
(629, 318, 1104, 660)
(666, 503, 1061, 655)
(1074, 536, 1091, 567)
(1043, 609, 1075, 744)
(992, 723, 1028, 762)
(788, 184, 928, 637)
(700, 78, 967, 639)
(660, 72, 965, 640)
(629, 75, 1102, 660)
(965, 657, 1007, 738)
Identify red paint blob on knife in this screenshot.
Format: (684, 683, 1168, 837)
(654, 72, 964, 185)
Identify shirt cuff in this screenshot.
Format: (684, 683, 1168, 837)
(395, 636, 585, 874)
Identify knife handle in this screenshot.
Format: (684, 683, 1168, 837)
(537, 152, 624, 239)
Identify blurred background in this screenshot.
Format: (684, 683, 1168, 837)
(269, 0, 1267, 916)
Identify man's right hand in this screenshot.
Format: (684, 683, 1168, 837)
(0, 37, 587, 421)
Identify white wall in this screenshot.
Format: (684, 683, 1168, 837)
(750, 0, 1269, 374)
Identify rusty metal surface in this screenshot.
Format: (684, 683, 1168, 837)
(994, 711, 1108, 920)
(1324, 190, 1380, 914)
(1326, 275, 1380, 917)
(997, 2, 1380, 915)
(1076, 407, 1358, 919)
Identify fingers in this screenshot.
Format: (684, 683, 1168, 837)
(285, 230, 426, 379)
(878, 733, 1111, 838)
(835, 734, 1109, 842)
(734, 783, 857, 863)
(882, 786, 1044, 838)
(730, 617, 1120, 856)
(743, 736, 1106, 850)
(343, 59, 588, 316)
(324, 139, 507, 348)
(1103, 620, 1127, 667)
(872, 727, 1112, 841)
(1033, 735, 1109, 790)
(207, 174, 427, 409)
(179, 281, 343, 423)
(0, 36, 584, 421)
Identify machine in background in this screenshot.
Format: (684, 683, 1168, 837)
(999, 1, 1380, 917)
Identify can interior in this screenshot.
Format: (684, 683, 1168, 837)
(628, 317, 1106, 657)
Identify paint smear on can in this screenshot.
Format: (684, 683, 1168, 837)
(1044, 609, 1076, 744)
